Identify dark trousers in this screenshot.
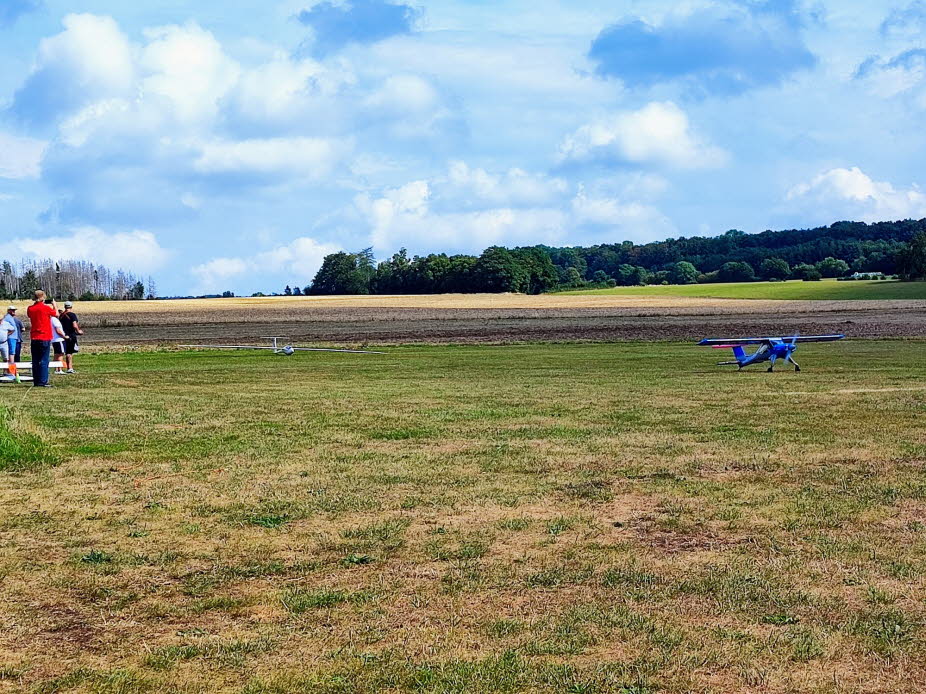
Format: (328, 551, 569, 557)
(14, 340, 21, 362)
(31, 340, 50, 386)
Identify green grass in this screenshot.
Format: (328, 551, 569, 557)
(560, 278, 926, 300)
(1, 342, 925, 692)
(0, 406, 60, 472)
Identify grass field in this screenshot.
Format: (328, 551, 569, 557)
(561, 279, 926, 300)
(1, 342, 925, 693)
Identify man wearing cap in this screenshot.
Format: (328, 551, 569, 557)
(26, 290, 57, 388)
(5, 306, 24, 363)
(58, 301, 83, 374)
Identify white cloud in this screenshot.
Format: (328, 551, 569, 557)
(0, 132, 47, 179)
(191, 236, 341, 293)
(855, 50, 926, 105)
(787, 167, 926, 222)
(193, 137, 349, 178)
(140, 22, 241, 126)
(559, 102, 728, 169)
(0, 227, 169, 273)
(11, 14, 134, 124)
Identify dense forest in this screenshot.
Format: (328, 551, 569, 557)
(299, 219, 926, 296)
(0, 259, 155, 301)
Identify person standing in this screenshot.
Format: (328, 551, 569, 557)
(51, 312, 67, 375)
(58, 301, 83, 374)
(27, 291, 57, 388)
(5, 306, 23, 363)
(0, 309, 14, 378)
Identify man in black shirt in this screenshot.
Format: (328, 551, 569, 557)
(58, 301, 83, 374)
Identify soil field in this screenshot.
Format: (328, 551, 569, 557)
(51, 295, 926, 345)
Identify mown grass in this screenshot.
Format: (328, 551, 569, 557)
(0, 406, 59, 472)
(561, 278, 926, 300)
(1, 341, 925, 692)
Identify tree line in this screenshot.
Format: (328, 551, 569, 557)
(0, 259, 155, 301)
(296, 219, 926, 295)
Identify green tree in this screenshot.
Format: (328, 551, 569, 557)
(513, 247, 559, 294)
(668, 261, 698, 284)
(309, 252, 372, 295)
(815, 257, 850, 278)
(717, 261, 756, 282)
(474, 247, 528, 292)
(19, 270, 39, 298)
(760, 258, 791, 280)
(897, 232, 926, 280)
(284, 285, 293, 296)
(616, 264, 637, 286)
(630, 266, 650, 286)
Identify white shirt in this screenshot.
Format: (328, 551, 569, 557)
(0, 315, 14, 344)
(50, 316, 66, 343)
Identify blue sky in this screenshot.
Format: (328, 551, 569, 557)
(1, 0, 925, 295)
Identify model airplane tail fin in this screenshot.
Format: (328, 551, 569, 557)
(732, 346, 746, 360)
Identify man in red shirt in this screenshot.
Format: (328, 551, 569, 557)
(27, 290, 58, 387)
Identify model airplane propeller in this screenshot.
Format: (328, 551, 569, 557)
(698, 334, 845, 372)
(181, 337, 386, 355)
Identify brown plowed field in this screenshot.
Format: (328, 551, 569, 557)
(58, 294, 926, 345)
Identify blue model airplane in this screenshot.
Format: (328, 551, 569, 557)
(698, 334, 846, 372)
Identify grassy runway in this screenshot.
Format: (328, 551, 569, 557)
(1, 342, 925, 693)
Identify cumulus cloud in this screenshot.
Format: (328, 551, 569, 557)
(9, 14, 134, 126)
(558, 102, 727, 169)
(297, 0, 421, 57)
(588, 0, 816, 95)
(787, 167, 926, 223)
(140, 22, 241, 126)
(0, 227, 169, 273)
(191, 236, 341, 292)
(353, 162, 675, 255)
(6, 13, 464, 227)
(0, 0, 40, 27)
(0, 131, 47, 179)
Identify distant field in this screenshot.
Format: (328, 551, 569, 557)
(1, 341, 924, 692)
(562, 279, 926, 300)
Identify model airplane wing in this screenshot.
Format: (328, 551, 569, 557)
(181, 344, 280, 350)
(698, 338, 773, 347)
(289, 347, 387, 354)
(790, 334, 846, 343)
(698, 334, 845, 347)
(181, 344, 386, 354)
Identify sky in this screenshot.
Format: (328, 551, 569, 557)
(1, 0, 925, 295)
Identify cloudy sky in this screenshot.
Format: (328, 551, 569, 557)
(1, 0, 925, 295)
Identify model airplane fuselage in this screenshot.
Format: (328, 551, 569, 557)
(181, 337, 385, 355)
(698, 335, 845, 372)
